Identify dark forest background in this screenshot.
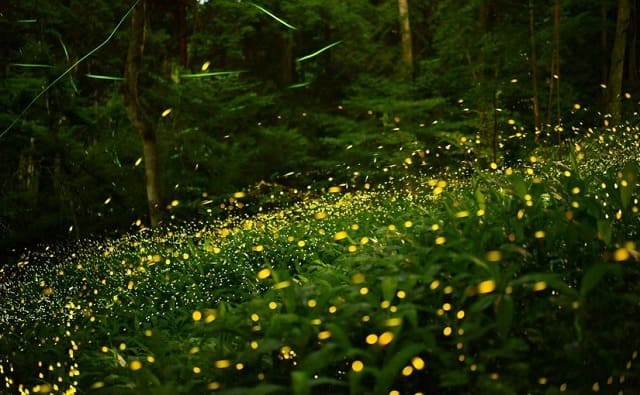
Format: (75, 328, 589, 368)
(1, 0, 639, 258)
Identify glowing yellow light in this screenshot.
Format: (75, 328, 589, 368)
(490, 162, 498, 170)
(257, 268, 271, 280)
(328, 305, 337, 314)
(334, 231, 348, 240)
(161, 108, 172, 117)
(318, 331, 332, 340)
(573, 103, 581, 110)
(388, 224, 397, 231)
(192, 366, 201, 374)
(273, 281, 291, 290)
(307, 299, 317, 308)
(201, 61, 210, 71)
(534, 230, 546, 239)
(252, 245, 264, 252)
(129, 360, 142, 371)
(456, 310, 465, 319)
(147, 355, 155, 363)
(215, 360, 232, 369)
(192, 310, 202, 321)
(378, 331, 394, 346)
(328, 186, 341, 193)
(396, 290, 406, 299)
(359, 287, 369, 295)
(251, 313, 260, 322)
(402, 365, 413, 376)
(352, 360, 364, 372)
(614, 248, 630, 261)
(351, 273, 366, 284)
(207, 382, 221, 390)
(532, 281, 547, 291)
(443, 326, 453, 336)
(430, 280, 440, 290)
(170, 200, 179, 207)
(348, 245, 358, 253)
(435, 236, 446, 245)
(412, 356, 425, 370)
(486, 250, 502, 261)
(385, 317, 403, 327)
(455, 211, 469, 218)
(404, 220, 413, 228)
(314, 211, 328, 219)
(104, 197, 112, 205)
(366, 334, 378, 344)
(360, 237, 369, 245)
(508, 119, 516, 125)
(477, 280, 496, 294)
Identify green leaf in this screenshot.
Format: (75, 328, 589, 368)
(580, 263, 622, 299)
(374, 342, 428, 393)
(291, 371, 310, 395)
(495, 295, 514, 340)
(597, 220, 612, 245)
(381, 276, 398, 302)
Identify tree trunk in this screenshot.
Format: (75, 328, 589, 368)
(528, 0, 540, 139)
(178, 0, 187, 67)
(546, 0, 561, 131)
(123, 0, 163, 226)
(397, 0, 413, 78)
(607, 0, 631, 126)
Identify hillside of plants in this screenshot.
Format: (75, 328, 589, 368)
(1, 0, 640, 394)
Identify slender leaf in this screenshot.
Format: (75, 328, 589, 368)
(86, 74, 125, 81)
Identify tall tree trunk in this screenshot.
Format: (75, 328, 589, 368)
(178, 0, 187, 67)
(123, 0, 163, 226)
(607, 0, 631, 126)
(546, 0, 561, 141)
(528, 0, 540, 139)
(397, 0, 413, 78)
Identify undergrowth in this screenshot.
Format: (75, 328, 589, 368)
(1, 122, 640, 394)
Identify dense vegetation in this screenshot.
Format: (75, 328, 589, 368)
(2, 123, 640, 394)
(2, 0, 640, 394)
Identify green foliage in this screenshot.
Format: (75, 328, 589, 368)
(2, 123, 640, 394)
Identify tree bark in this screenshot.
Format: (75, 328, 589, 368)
(123, 0, 163, 226)
(397, 0, 413, 78)
(546, 0, 561, 130)
(528, 0, 540, 139)
(607, 0, 632, 125)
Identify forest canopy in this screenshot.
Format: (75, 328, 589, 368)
(1, 0, 639, 256)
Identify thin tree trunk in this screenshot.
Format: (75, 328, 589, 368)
(397, 0, 413, 78)
(546, 0, 561, 134)
(178, 0, 187, 67)
(528, 0, 540, 139)
(607, 0, 631, 126)
(123, 0, 163, 226)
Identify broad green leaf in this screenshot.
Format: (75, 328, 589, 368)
(381, 276, 398, 302)
(495, 295, 514, 340)
(291, 371, 310, 395)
